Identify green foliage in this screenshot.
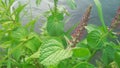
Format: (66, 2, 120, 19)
(0, 0, 120, 68)
(94, 0, 107, 32)
(47, 12, 64, 36)
(25, 19, 37, 32)
(11, 27, 29, 42)
(72, 47, 91, 60)
(46, 0, 65, 36)
(115, 52, 120, 67)
(39, 39, 72, 66)
(13, 4, 27, 22)
(101, 43, 116, 65)
(87, 30, 102, 49)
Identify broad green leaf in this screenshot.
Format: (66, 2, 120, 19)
(25, 35, 41, 52)
(87, 31, 102, 49)
(39, 39, 72, 66)
(102, 44, 116, 65)
(22, 32, 42, 52)
(40, 49, 72, 66)
(72, 47, 91, 60)
(47, 13, 64, 36)
(73, 62, 95, 68)
(66, 0, 77, 9)
(115, 52, 120, 67)
(47, 21, 64, 36)
(11, 27, 28, 42)
(94, 0, 107, 32)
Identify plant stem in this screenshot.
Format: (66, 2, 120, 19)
(87, 49, 97, 62)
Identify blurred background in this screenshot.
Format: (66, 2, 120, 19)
(15, 0, 120, 32)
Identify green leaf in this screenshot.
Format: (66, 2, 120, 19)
(73, 62, 95, 68)
(115, 52, 120, 67)
(102, 44, 116, 65)
(25, 19, 37, 32)
(39, 39, 72, 66)
(58, 59, 73, 68)
(66, 0, 77, 9)
(47, 21, 64, 36)
(72, 47, 91, 60)
(25, 50, 40, 61)
(12, 4, 27, 22)
(76, 39, 88, 48)
(11, 29, 42, 59)
(24, 33, 42, 52)
(25, 38, 40, 52)
(47, 12, 64, 23)
(7, 59, 11, 68)
(87, 31, 102, 49)
(94, 0, 107, 32)
(12, 45, 23, 61)
(11, 27, 28, 42)
(47, 13, 64, 36)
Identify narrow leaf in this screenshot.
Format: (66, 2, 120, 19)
(94, 0, 107, 32)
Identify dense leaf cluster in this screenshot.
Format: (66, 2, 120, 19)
(0, 0, 120, 68)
